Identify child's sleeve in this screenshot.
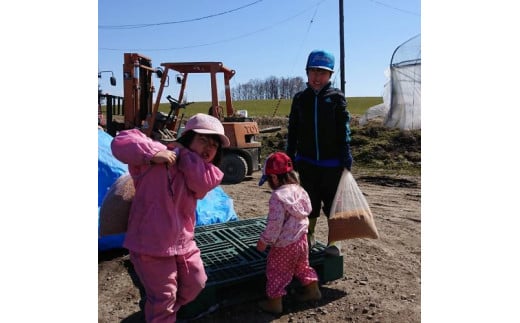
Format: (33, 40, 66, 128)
(111, 129, 166, 165)
(177, 148, 224, 199)
(259, 196, 285, 245)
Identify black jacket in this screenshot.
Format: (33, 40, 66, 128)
(286, 82, 352, 169)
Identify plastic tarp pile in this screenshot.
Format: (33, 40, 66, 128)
(98, 129, 238, 251)
(385, 33, 421, 130)
(361, 34, 421, 130)
(358, 103, 389, 126)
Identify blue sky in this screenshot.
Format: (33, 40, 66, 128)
(98, 0, 420, 101)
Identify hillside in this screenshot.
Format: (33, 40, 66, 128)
(255, 115, 421, 175)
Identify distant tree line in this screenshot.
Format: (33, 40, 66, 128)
(231, 76, 306, 101)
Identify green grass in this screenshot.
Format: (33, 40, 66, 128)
(100, 97, 382, 118)
(154, 97, 382, 118)
(346, 97, 384, 115)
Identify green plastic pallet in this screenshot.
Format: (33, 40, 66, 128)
(178, 217, 343, 319)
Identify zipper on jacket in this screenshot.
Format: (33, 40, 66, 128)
(313, 94, 320, 160)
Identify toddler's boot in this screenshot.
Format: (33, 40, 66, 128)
(295, 281, 322, 302)
(258, 297, 282, 314)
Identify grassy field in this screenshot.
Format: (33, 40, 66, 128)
(100, 97, 382, 118)
(100, 96, 419, 174)
(151, 97, 383, 118)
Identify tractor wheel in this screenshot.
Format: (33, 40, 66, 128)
(220, 153, 248, 184)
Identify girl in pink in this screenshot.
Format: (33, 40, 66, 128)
(111, 113, 230, 323)
(256, 152, 322, 314)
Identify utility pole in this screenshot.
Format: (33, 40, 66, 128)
(339, 0, 345, 94)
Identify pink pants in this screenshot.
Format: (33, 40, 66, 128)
(265, 234, 319, 298)
(130, 248, 207, 323)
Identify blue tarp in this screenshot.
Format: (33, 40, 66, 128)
(196, 187, 237, 225)
(98, 129, 238, 251)
(98, 130, 128, 206)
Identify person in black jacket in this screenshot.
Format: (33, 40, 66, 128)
(286, 49, 353, 256)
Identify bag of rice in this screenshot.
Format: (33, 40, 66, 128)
(328, 170, 379, 241)
(99, 173, 135, 237)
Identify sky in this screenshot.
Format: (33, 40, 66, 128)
(98, 0, 421, 101)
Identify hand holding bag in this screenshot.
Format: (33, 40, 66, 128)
(328, 169, 379, 241)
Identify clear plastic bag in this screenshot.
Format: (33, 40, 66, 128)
(328, 169, 379, 241)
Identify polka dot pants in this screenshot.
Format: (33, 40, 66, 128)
(265, 234, 319, 298)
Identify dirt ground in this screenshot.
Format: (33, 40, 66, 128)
(98, 167, 421, 323)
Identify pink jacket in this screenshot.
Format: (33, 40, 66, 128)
(259, 184, 312, 248)
(111, 129, 224, 256)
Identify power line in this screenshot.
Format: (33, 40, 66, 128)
(272, 0, 325, 117)
(99, 3, 322, 52)
(99, 0, 264, 29)
(366, 0, 420, 16)
(288, 0, 326, 76)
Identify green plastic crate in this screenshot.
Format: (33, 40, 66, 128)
(178, 217, 343, 318)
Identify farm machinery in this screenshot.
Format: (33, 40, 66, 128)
(98, 71, 117, 126)
(103, 53, 262, 184)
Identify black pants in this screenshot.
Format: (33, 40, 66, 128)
(296, 162, 343, 219)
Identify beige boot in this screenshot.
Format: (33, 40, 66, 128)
(258, 297, 283, 314)
(307, 218, 318, 248)
(295, 281, 322, 302)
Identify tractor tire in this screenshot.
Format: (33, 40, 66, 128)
(220, 153, 248, 184)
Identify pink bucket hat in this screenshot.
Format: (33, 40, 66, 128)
(183, 113, 230, 147)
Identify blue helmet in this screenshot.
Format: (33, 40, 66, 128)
(306, 50, 335, 72)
